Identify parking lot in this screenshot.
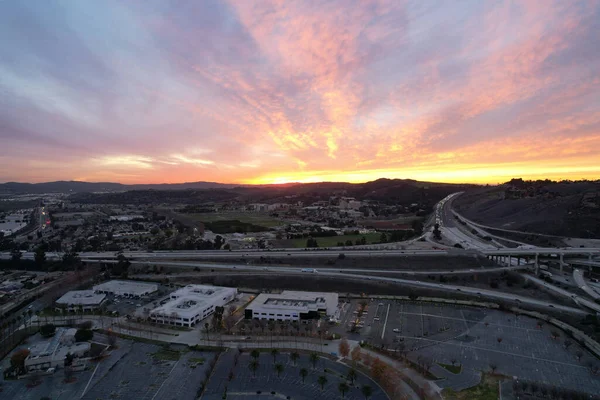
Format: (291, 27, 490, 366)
(1, 334, 216, 400)
(334, 299, 600, 395)
(202, 350, 388, 400)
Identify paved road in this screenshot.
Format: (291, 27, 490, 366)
(85, 259, 529, 276)
(435, 193, 499, 250)
(84, 258, 588, 316)
(572, 269, 600, 300)
(4, 247, 598, 262)
(521, 273, 600, 313)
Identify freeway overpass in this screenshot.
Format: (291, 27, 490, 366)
(573, 269, 600, 301)
(84, 258, 587, 316)
(521, 273, 600, 314)
(3, 248, 599, 264)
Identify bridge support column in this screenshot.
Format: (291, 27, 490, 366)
(535, 253, 539, 274)
(508, 255, 512, 266)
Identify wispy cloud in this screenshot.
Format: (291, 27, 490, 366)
(0, 0, 598, 184)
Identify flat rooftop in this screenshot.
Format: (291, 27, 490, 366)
(170, 284, 234, 299)
(93, 280, 157, 294)
(250, 291, 338, 313)
(56, 290, 106, 306)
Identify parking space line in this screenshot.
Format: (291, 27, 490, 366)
(381, 303, 391, 340)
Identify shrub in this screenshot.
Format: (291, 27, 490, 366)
(74, 329, 93, 342)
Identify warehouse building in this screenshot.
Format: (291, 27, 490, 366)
(150, 285, 237, 327)
(93, 280, 157, 297)
(55, 290, 106, 313)
(245, 291, 338, 322)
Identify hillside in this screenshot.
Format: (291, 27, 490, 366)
(68, 179, 475, 209)
(0, 180, 238, 194)
(453, 180, 600, 238)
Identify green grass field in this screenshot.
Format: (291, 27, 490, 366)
(187, 212, 284, 228)
(442, 374, 500, 400)
(290, 233, 381, 248)
(438, 362, 462, 374)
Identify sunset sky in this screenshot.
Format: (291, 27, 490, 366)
(1, 0, 599, 185)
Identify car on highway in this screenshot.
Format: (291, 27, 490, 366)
(392, 328, 400, 333)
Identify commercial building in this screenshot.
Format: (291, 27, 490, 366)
(150, 285, 237, 327)
(93, 280, 158, 297)
(24, 328, 90, 372)
(55, 290, 106, 313)
(245, 291, 339, 322)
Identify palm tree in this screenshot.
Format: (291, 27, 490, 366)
(271, 348, 279, 363)
(204, 322, 210, 341)
(309, 353, 319, 370)
(251, 349, 260, 361)
(347, 369, 357, 385)
(300, 368, 308, 383)
(249, 360, 259, 377)
(290, 351, 300, 366)
(317, 375, 328, 391)
(339, 382, 349, 398)
(361, 385, 373, 400)
(274, 363, 284, 377)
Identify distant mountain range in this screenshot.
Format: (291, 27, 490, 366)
(0, 180, 239, 195)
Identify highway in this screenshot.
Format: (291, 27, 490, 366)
(573, 269, 600, 301)
(435, 193, 498, 250)
(83, 258, 587, 316)
(3, 247, 599, 263)
(521, 273, 600, 313)
(83, 259, 529, 276)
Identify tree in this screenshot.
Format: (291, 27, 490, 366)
(62, 251, 81, 270)
(34, 246, 46, 268)
(251, 349, 260, 361)
(309, 353, 319, 369)
(450, 358, 457, 366)
(551, 330, 560, 340)
(299, 368, 308, 383)
(338, 382, 349, 398)
(317, 375, 328, 391)
(274, 363, 284, 377)
(107, 330, 117, 347)
(290, 352, 300, 366)
(379, 232, 388, 243)
(497, 337, 503, 344)
(576, 351, 583, 361)
(345, 240, 353, 246)
(306, 237, 319, 248)
(249, 360, 259, 377)
(339, 338, 350, 358)
(408, 291, 419, 301)
(40, 323, 56, 338)
(10, 349, 30, 374)
(74, 329, 93, 342)
(204, 322, 210, 341)
(10, 248, 22, 264)
(489, 363, 497, 374)
(433, 223, 442, 240)
(347, 369, 357, 384)
(271, 348, 279, 363)
(370, 358, 386, 380)
(350, 345, 362, 363)
(361, 385, 373, 400)
(64, 352, 75, 367)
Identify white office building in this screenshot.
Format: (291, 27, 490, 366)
(55, 290, 106, 313)
(149, 285, 237, 327)
(24, 328, 90, 372)
(93, 280, 158, 297)
(245, 291, 338, 322)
